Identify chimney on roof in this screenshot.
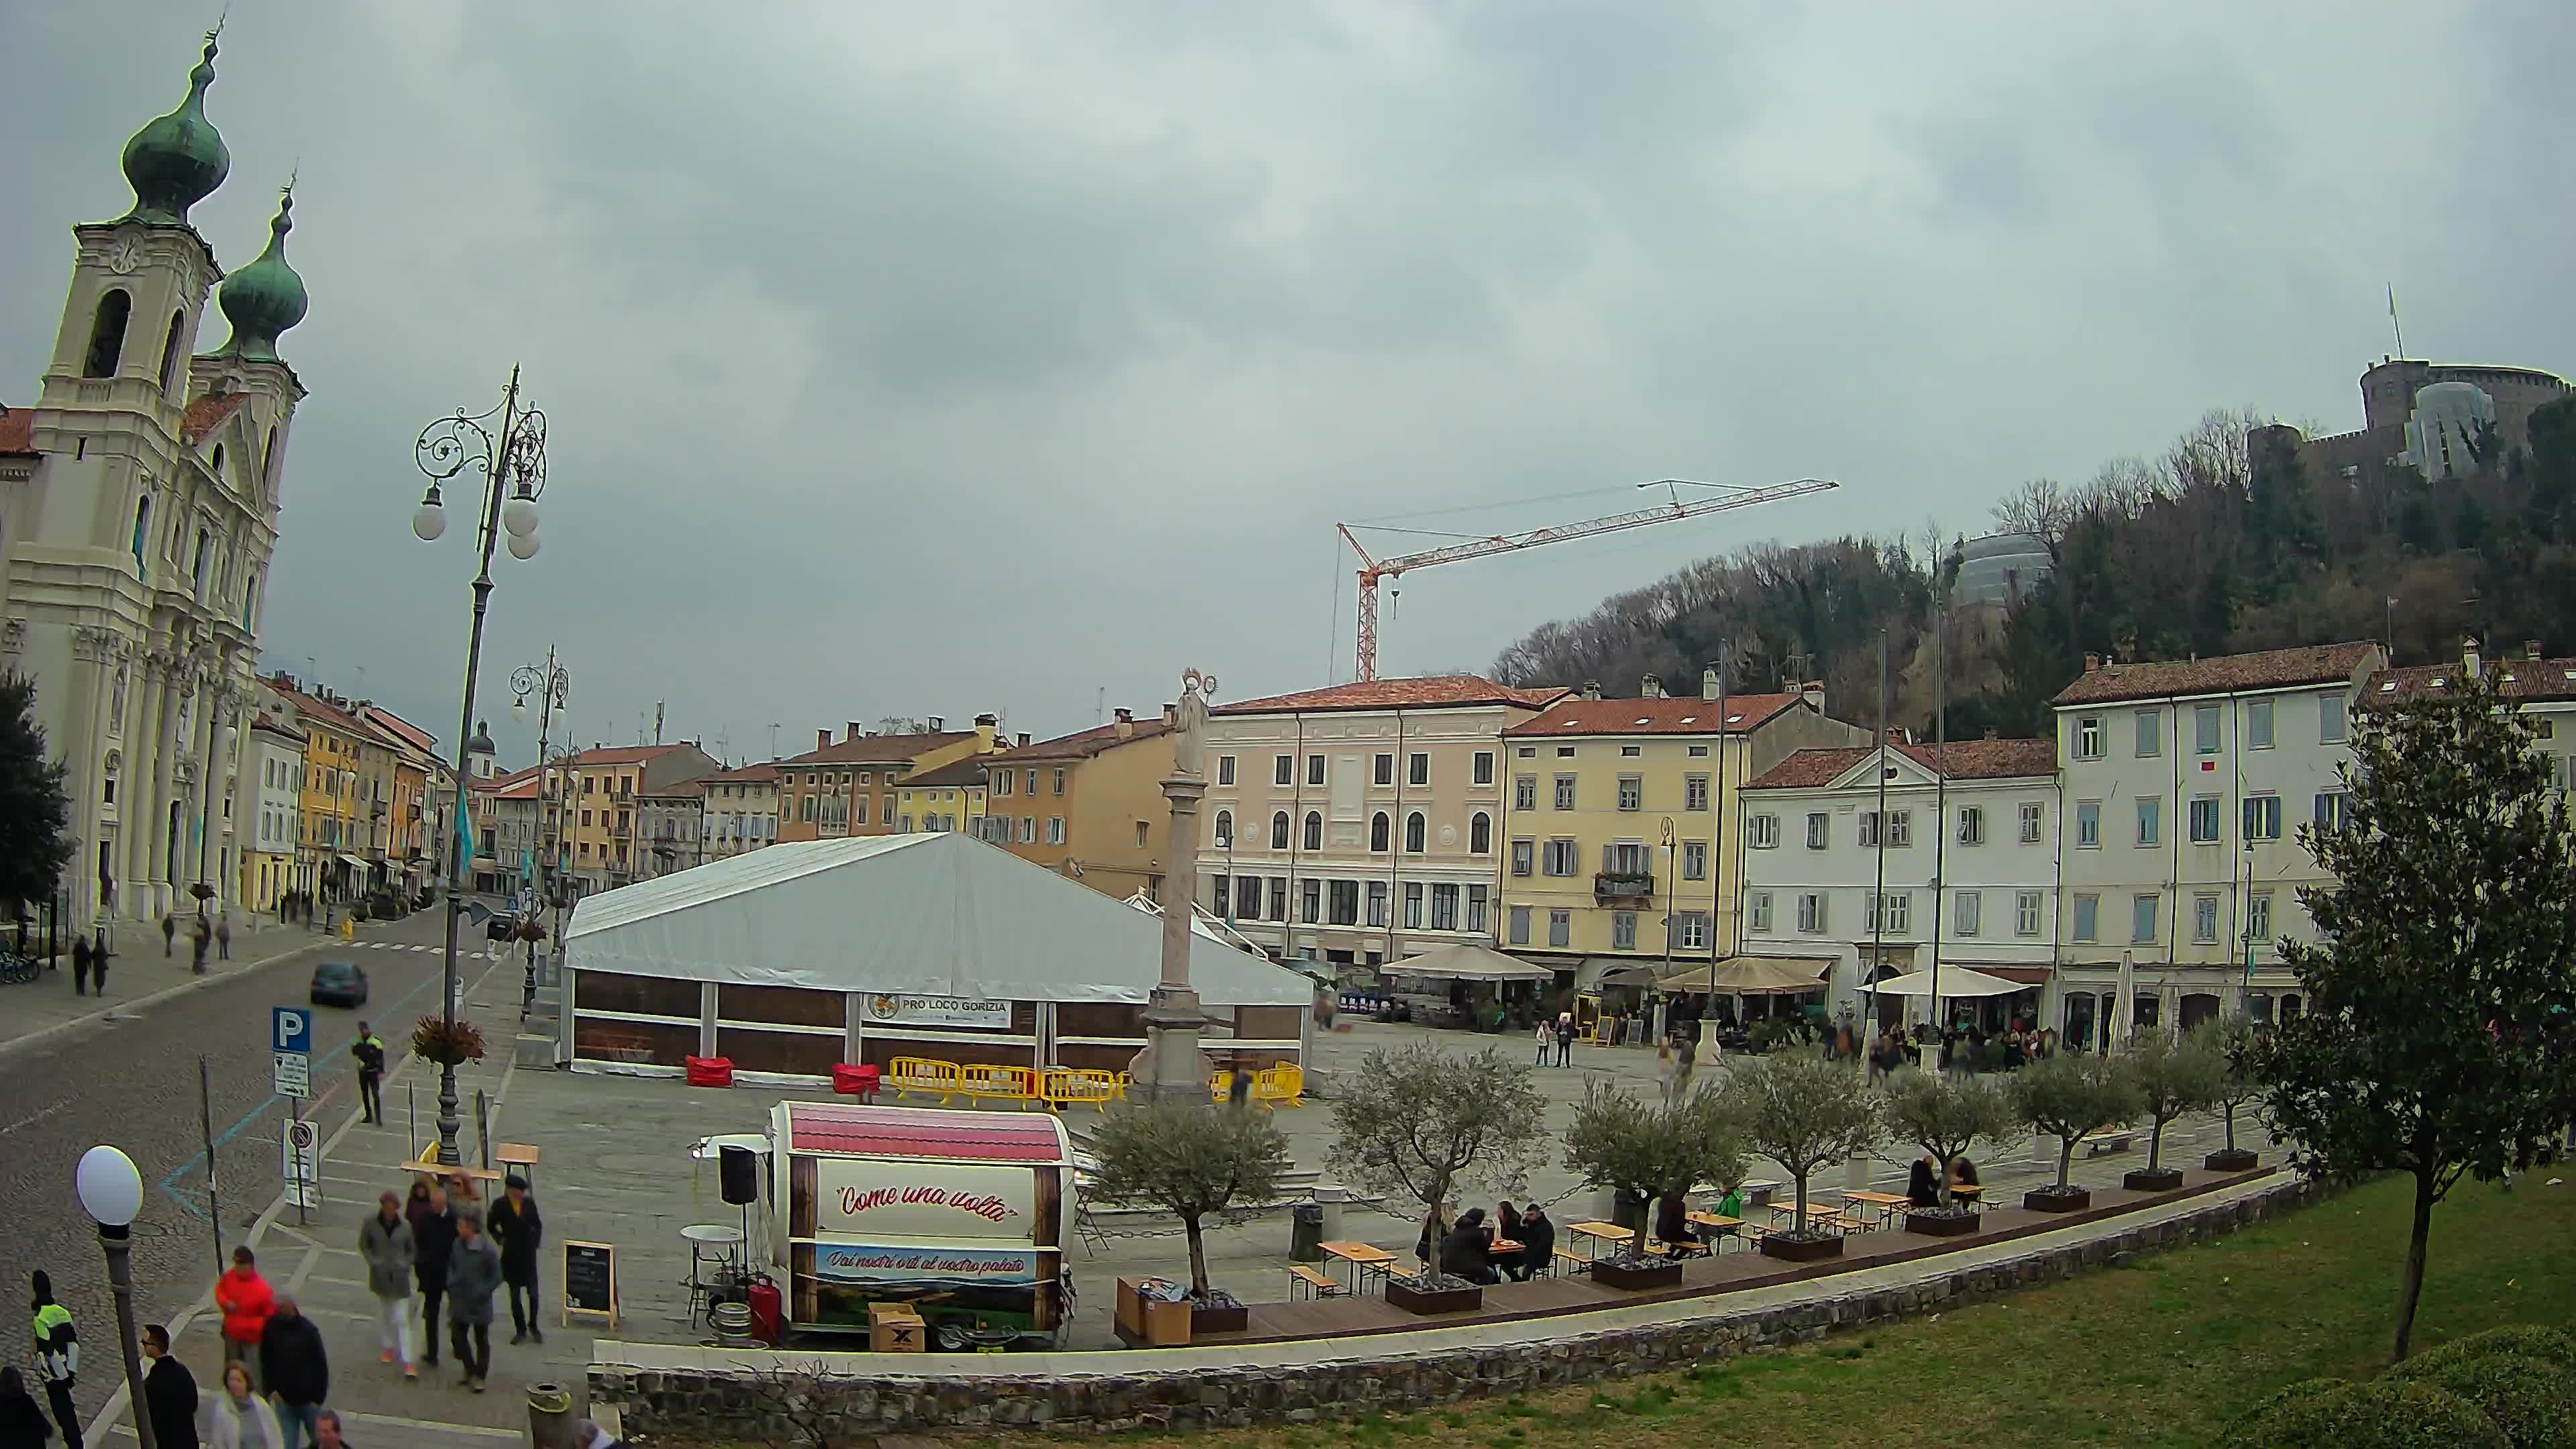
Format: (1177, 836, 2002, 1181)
(2083, 652, 2101, 674)
(1114, 707, 1134, 739)
(1016, 732, 1031, 747)
(974, 713, 998, 750)
(1640, 674, 1664, 698)
(2463, 635, 2482, 679)
(2528, 639, 2545, 661)
(1161, 701, 1177, 729)
(847, 721, 864, 741)
(1801, 681, 1824, 712)
(816, 729, 830, 752)
(927, 716, 944, 732)
(1701, 666, 1721, 702)
(1582, 680, 1602, 702)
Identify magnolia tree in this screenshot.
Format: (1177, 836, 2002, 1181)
(1562, 1079, 1749, 1260)
(2257, 670, 2576, 1362)
(1724, 1052, 1881, 1236)
(2008, 1051, 2143, 1197)
(2125, 1026, 2226, 1176)
(1086, 1100, 1291, 1300)
(2195, 1018, 2265, 1161)
(1878, 1068, 2015, 1211)
(1328, 1042, 1550, 1277)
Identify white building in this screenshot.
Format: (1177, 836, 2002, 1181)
(1740, 737, 2060, 1029)
(2050, 642, 2383, 1044)
(700, 762, 780, 861)
(1203, 675, 1565, 974)
(0, 33, 309, 934)
(2365, 639, 2576, 792)
(240, 714, 303, 913)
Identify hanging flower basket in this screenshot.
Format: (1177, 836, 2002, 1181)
(412, 1016, 486, 1066)
(515, 919, 548, 943)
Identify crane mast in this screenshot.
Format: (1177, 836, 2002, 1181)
(1338, 476, 1841, 681)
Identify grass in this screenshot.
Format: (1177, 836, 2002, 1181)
(1008, 1169, 2576, 1449)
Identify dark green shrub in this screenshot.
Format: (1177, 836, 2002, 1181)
(2389, 1354, 2575, 1448)
(2237, 1377, 2508, 1449)
(2414, 1326, 2576, 1373)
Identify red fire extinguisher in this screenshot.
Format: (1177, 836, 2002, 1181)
(746, 1273, 784, 1346)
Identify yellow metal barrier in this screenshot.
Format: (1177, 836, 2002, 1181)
(959, 1062, 1037, 1108)
(1208, 1069, 1232, 1102)
(884, 1056, 960, 1104)
(1038, 1068, 1120, 1113)
(1252, 1062, 1304, 1108)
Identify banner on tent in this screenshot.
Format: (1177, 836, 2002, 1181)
(861, 994, 1010, 1030)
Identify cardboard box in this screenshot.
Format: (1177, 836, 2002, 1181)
(868, 1302, 925, 1353)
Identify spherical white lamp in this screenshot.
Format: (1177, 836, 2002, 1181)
(76, 1144, 143, 1228)
(506, 531, 541, 561)
(502, 486, 540, 539)
(411, 485, 448, 543)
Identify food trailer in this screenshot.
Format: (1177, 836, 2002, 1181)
(767, 1099, 1072, 1349)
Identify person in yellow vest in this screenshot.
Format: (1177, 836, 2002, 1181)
(30, 1270, 81, 1449)
(354, 1024, 387, 1125)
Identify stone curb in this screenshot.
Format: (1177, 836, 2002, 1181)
(0, 930, 334, 1066)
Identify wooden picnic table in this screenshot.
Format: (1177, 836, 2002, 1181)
(1841, 1189, 1911, 1227)
(1568, 1221, 1630, 1257)
(1319, 1240, 1398, 1295)
(1683, 1211, 1743, 1250)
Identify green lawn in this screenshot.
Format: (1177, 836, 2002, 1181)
(1024, 1171, 2576, 1449)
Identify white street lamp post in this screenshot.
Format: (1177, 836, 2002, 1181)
(75, 1145, 154, 1449)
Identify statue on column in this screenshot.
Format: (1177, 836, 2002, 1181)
(1171, 667, 1216, 778)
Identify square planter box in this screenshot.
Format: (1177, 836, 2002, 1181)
(1758, 1232, 1844, 1264)
(2023, 1186, 2092, 1213)
(1591, 1258, 1684, 1291)
(2123, 1167, 2185, 1193)
(1190, 1300, 1248, 1336)
(1904, 1210, 1980, 1238)
(1384, 1277, 1484, 1316)
(2204, 1148, 2260, 1173)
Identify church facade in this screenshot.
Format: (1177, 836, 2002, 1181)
(0, 29, 311, 936)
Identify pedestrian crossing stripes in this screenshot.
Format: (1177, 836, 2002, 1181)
(354, 942, 442, 951)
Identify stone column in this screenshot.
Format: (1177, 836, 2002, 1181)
(1136, 668, 1216, 1106)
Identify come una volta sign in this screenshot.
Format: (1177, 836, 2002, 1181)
(815, 1159, 1034, 1240)
(862, 994, 1010, 1030)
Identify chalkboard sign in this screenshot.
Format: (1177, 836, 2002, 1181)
(562, 1240, 618, 1329)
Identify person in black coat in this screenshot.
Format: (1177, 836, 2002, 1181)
(1438, 1208, 1499, 1284)
(1907, 1153, 1943, 1208)
(258, 1297, 329, 1449)
(410, 1185, 458, 1366)
(1654, 1189, 1705, 1256)
(0, 1367, 53, 1446)
(141, 1324, 197, 1449)
(486, 1176, 545, 1344)
(1513, 1205, 1556, 1281)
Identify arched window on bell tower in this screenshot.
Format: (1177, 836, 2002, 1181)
(158, 309, 186, 394)
(85, 289, 132, 378)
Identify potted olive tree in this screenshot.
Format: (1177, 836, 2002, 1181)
(1562, 1079, 1748, 1289)
(1327, 1042, 1549, 1314)
(2198, 1018, 2265, 1172)
(1085, 1099, 1291, 1336)
(1878, 1068, 2014, 1237)
(2007, 1051, 2142, 1212)
(1725, 1052, 1882, 1263)
(2122, 1026, 2225, 1191)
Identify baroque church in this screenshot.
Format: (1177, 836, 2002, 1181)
(0, 29, 309, 936)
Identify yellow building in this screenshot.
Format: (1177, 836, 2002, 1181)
(895, 757, 989, 834)
(561, 742, 722, 895)
(774, 714, 1002, 843)
(985, 708, 1175, 900)
(1498, 672, 1863, 977)
(262, 675, 368, 902)
(360, 704, 441, 894)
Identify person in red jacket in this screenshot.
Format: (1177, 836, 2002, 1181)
(213, 1246, 275, 1384)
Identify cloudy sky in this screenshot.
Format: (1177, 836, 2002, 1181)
(6, 2, 2571, 765)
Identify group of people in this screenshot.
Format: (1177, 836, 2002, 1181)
(1429, 1201, 1559, 1284)
(1907, 1151, 1982, 1206)
(158, 910, 231, 973)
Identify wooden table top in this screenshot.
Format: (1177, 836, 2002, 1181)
(1684, 1212, 1743, 1229)
(1843, 1190, 1910, 1207)
(1320, 1240, 1397, 1264)
(1569, 1221, 1629, 1240)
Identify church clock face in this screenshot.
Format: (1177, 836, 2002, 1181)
(107, 237, 144, 275)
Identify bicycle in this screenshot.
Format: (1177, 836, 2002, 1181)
(0, 951, 42, 985)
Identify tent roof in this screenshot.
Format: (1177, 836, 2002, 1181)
(562, 833, 1311, 1007)
(1865, 966, 2026, 998)
(1381, 942, 1557, 983)
(1654, 955, 1833, 996)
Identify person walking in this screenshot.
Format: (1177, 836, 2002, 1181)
(215, 1246, 276, 1376)
(360, 1191, 419, 1379)
(1654, 1039, 1677, 1105)
(191, 915, 212, 975)
(162, 911, 177, 958)
(202, 1362, 283, 1449)
(353, 1024, 386, 1125)
(1532, 1018, 1552, 1067)
(216, 916, 232, 961)
(445, 1214, 503, 1391)
(30, 1271, 81, 1449)
(488, 1175, 545, 1345)
(143, 1324, 199, 1449)
(0, 1366, 53, 1446)
(313, 1412, 347, 1449)
(70, 936, 92, 998)
(258, 1298, 327, 1449)
(409, 1184, 457, 1370)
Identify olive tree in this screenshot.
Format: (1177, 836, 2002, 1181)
(1562, 1079, 1749, 1260)
(1878, 1068, 2014, 1210)
(2125, 1026, 2226, 1174)
(2008, 1051, 2143, 1194)
(1723, 1052, 1882, 1236)
(2195, 1017, 2265, 1159)
(1085, 1100, 1292, 1300)
(1327, 1042, 1550, 1274)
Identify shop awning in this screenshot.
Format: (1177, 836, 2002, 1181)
(1865, 966, 2026, 998)
(1381, 943, 1557, 983)
(1654, 956, 1833, 996)
(336, 853, 370, 871)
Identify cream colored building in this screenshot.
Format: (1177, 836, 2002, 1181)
(1202, 675, 1565, 973)
(700, 762, 780, 860)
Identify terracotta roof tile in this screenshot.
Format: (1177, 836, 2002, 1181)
(2051, 643, 2381, 706)
(180, 392, 252, 447)
(1504, 694, 1803, 737)
(902, 757, 991, 789)
(2365, 656, 2576, 707)
(989, 717, 1172, 761)
(773, 731, 977, 767)
(1746, 737, 2057, 791)
(705, 763, 780, 784)
(0, 405, 34, 458)
(1217, 675, 1568, 715)
(566, 744, 688, 767)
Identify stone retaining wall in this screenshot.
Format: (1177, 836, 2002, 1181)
(593, 1178, 2318, 1437)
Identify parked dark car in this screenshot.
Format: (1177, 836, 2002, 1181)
(486, 909, 522, 941)
(310, 959, 368, 1008)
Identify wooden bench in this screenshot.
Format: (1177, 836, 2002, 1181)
(2080, 1130, 2138, 1157)
(1286, 1264, 1342, 1301)
(1546, 1245, 1588, 1277)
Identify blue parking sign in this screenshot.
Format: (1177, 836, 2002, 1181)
(272, 1006, 312, 1056)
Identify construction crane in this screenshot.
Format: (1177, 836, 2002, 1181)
(1336, 476, 1841, 682)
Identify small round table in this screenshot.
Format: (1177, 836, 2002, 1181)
(682, 1223, 747, 1324)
